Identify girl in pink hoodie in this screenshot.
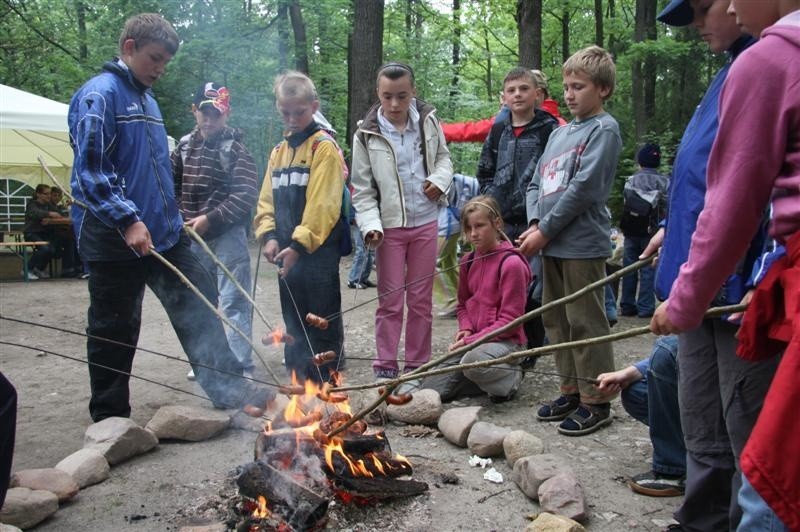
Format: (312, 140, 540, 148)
(448, 195, 531, 402)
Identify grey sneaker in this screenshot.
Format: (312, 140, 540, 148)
(187, 368, 196, 381)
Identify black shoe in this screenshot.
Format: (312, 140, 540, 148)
(347, 281, 366, 289)
(361, 279, 376, 288)
(608, 318, 618, 327)
(536, 394, 580, 421)
(557, 403, 612, 436)
(628, 471, 685, 497)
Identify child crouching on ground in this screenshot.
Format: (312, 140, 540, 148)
(423, 195, 530, 402)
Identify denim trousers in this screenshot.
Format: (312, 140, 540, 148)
(620, 234, 655, 316)
(621, 335, 686, 476)
(191, 225, 253, 370)
(86, 234, 268, 421)
(675, 319, 779, 531)
(23, 231, 55, 271)
(737, 476, 789, 532)
(347, 224, 374, 284)
(278, 240, 344, 384)
(374, 221, 437, 377)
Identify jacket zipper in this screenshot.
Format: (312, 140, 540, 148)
(140, 94, 176, 238)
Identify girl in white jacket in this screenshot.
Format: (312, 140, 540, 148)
(350, 62, 453, 389)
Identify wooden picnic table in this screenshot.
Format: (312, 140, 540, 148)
(0, 241, 51, 283)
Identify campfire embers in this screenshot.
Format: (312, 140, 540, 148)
(236, 374, 427, 531)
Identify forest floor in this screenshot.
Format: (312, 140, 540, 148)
(1, 245, 680, 531)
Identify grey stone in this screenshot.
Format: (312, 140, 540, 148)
(0, 524, 24, 532)
(145, 405, 230, 441)
(526, 512, 586, 532)
(437, 406, 482, 447)
(503, 430, 545, 466)
(466, 421, 511, 457)
(84, 417, 158, 465)
(10, 468, 78, 502)
(0, 487, 59, 529)
(386, 388, 443, 425)
(55, 448, 110, 488)
(538, 472, 588, 522)
(512, 454, 573, 500)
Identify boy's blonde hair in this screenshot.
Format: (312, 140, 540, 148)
(563, 45, 616, 99)
(460, 195, 510, 242)
(273, 71, 318, 103)
(531, 69, 549, 98)
(118, 13, 179, 55)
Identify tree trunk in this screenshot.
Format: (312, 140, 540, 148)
(346, 0, 384, 153)
(517, 0, 542, 69)
(449, 0, 461, 103)
(594, 0, 603, 47)
(288, 0, 309, 74)
(632, 0, 657, 141)
(75, 0, 87, 62)
(561, 8, 570, 62)
(277, 1, 290, 71)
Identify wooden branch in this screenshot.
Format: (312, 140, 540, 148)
(335, 254, 658, 393)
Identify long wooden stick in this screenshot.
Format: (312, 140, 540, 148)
(183, 224, 275, 332)
(327, 303, 746, 438)
(38, 155, 282, 384)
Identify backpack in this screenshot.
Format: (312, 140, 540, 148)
(620, 175, 664, 237)
(178, 136, 235, 175)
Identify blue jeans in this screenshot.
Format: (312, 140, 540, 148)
(621, 335, 685, 476)
(191, 225, 253, 370)
(737, 476, 789, 532)
(348, 224, 374, 284)
(621, 234, 655, 316)
(604, 284, 618, 323)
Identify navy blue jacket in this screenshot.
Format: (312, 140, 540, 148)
(68, 59, 182, 261)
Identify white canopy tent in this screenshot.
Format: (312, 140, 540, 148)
(0, 84, 72, 190)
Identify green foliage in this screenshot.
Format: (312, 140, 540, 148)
(3, 0, 728, 211)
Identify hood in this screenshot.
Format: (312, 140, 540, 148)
(762, 16, 800, 48)
(102, 58, 150, 94)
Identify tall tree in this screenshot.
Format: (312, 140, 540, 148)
(346, 0, 384, 151)
(516, 0, 542, 68)
(288, 0, 308, 73)
(449, 0, 461, 101)
(594, 0, 603, 47)
(631, 0, 658, 140)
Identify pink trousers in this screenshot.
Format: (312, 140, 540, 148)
(373, 221, 438, 377)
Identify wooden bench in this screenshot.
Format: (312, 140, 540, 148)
(0, 241, 51, 282)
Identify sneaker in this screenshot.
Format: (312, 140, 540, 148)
(536, 394, 580, 421)
(347, 281, 367, 289)
(187, 369, 196, 381)
(32, 267, 50, 279)
(628, 471, 685, 497)
(557, 403, 613, 436)
(21, 270, 39, 281)
(361, 279, 377, 288)
(79, 272, 90, 279)
(436, 307, 458, 319)
(395, 378, 421, 396)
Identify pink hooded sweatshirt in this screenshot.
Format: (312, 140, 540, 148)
(456, 240, 531, 346)
(667, 13, 800, 331)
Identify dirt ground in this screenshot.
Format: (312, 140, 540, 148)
(0, 246, 680, 531)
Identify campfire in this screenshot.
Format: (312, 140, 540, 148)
(235, 371, 428, 531)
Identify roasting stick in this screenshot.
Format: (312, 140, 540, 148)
(320, 247, 510, 323)
(333, 254, 659, 394)
(326, 303, 747, 438)
(0, 341, 236, 405)
(184, 225, 275, 332)
(0, 315, 284, 388)
(38, 156, 282, 384)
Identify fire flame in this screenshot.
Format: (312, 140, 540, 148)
(252, 495, 269, 519)
(265, 371, 410, 478)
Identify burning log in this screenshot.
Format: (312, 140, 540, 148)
(237, 460, 329, 531)
(332, 476, 428, 501)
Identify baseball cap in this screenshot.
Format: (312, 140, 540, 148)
(193, 82, 231, 114)
(657, 0, 694, 27)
